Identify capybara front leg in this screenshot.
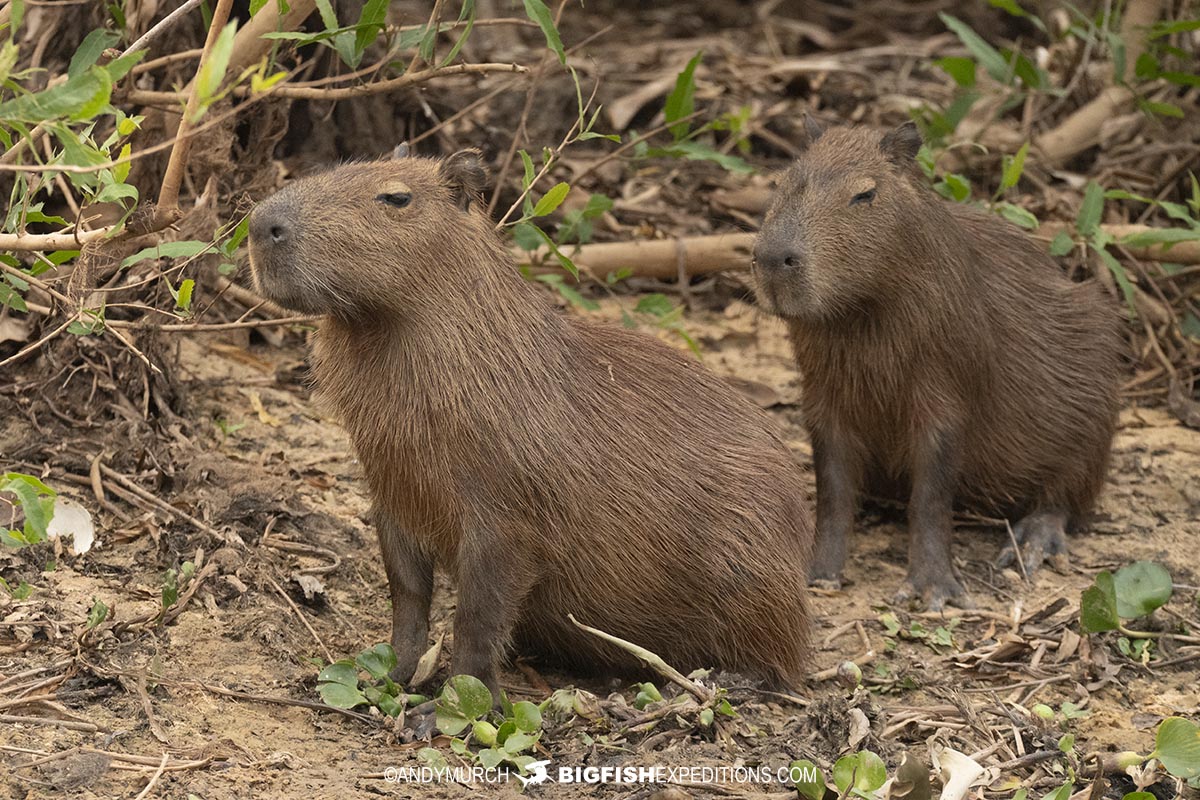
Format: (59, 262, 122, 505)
(896, 428, 973, 610)
(373, 508, 434, 685)
(810, 427, 862, 588)
(451, 528, 532, 701)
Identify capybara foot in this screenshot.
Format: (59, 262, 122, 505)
(996, 510, 1068, 576)
(809, 576, 843, 591)
(893, 571, 974, 612)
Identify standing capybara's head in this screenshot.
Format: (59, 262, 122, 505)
(248, 148, 489, 317)
(753, 120, 927, 322)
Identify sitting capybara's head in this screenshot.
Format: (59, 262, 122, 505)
(753, 120, 926, 322)
(248, 148, 488, 317)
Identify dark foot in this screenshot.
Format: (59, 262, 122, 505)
(893, 572, 974, 611)
(996, 510, 1068, 577)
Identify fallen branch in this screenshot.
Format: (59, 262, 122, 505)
(1035, 0, 1163, 166)
(518, 232, 757, 280)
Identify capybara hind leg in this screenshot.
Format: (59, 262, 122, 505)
(895, 430, 973, 611)
(451, 531, 532, 700)
(810, 429, 862, 588)
(996, 509, 1068, 576)
(374, 509, 434, 684)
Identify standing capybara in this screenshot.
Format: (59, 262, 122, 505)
(248, 148, 814, 692)
(753, 119, 1121, 609)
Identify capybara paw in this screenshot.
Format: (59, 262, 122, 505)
(809, 576, 843, 591)
(996, 511, 1068, 576)
(893, 574, 973, 612)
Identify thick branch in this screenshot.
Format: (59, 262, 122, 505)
(0, 225, 118, 251)
(1036, 0, 1164, 167)
(152, 0, 235, 229)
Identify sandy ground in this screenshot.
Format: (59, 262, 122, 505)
(1, 297, 1197, 799)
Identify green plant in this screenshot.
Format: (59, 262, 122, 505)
(636, 51, 752, 173)
(433, 674, 545, 772)
(879, 611, 960, 653)
(1, 473, 57, 549)
(316, 643, 423, 717)
(160, 560, 195, 614)
(1080, 562, 1176, 662)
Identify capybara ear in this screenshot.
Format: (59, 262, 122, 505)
(802, 113, 825, 147)
(391, 141, 411, 160)
(439, 149, 488, 211)
(881, 121, 922, 163)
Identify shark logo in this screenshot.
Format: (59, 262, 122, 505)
(516, 760, 552, 788)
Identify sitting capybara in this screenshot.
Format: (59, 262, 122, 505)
(753, 119, 1121, 609)
(248, 148, 814, 692)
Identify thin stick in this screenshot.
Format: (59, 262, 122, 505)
(126, 61, 526, 105)
(123, 0, 205, 57)
(567, 613, 712, 703)
(153, 0, 235, 229)
(132, 753, 170, 800)
(264, 575, 334, 662)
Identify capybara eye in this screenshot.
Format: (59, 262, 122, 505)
(850, 189, 876, 206)
(377, 192, 412, 208)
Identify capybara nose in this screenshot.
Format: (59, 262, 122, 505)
(753, 241, 803, 272)
(249, 204, 291, 248)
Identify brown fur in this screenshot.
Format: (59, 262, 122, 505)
(248, 152, 815, 691)
(753, 121, 1122, 608)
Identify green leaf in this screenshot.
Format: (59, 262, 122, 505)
(473, 719, 499, 746)
(355, 643, 398, 681)
(522, 0, 564, 64)
(1076, 181, 1105, 236)
(664, 51, 703, 141)
(935, 56, 976, 88)
(69, 29, 121, 78)
(1120, 228, 1200, 248)
(194, 21, 238, 115)
(1138, 99, 1184, 119)
(999, 141, 1030, 192)
(789, 760, 826, 800)
(375, 691, 404, 717)
(2, 474, 55, 543)
(995, 202, 1038, 230)
(477, 748, 506, 770)
(1041, 782, 1074, 800)
(502, 732, 538, 754)
(1123, 793, 1156, 800)
(0, 68, 111, 124)
(635, 294, 674, 317)
(1092, 238, 1137, 314)
(512, 700, 542, 733)
(87, 597, 109, 628)
(354, 0, 389, 59)
(936, 173, 972, 203)
(318, 682, 368, 708)
(317, 660, 360, 687)
(121, 240, 218, 268)
(833, 751, 887, 795)
(172, 279, 194, 312)
(532, 182, 570, 217)
(939, 13, 1010, 83)
(1080, 571, 1120, 633)
(313, 0, 339, 30)
(1150, 717, 1200, 779)
(1113, 562, 1173, 619)
(646, 139, 754, 173)
(436, 674, 492, 736)
(0, 283, 28, 312)
(511, 222, 544, 251)
(1049, 231, 1075, 256)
